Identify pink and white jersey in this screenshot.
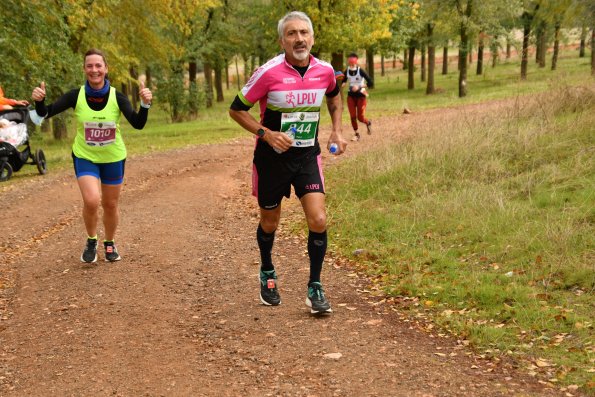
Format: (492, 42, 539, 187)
(237, 54, 337, 139)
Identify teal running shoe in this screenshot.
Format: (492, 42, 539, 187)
(306, 282, 332, 314)
(260, 269, 281, 306)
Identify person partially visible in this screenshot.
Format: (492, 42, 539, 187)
(0, 86, 29, 110)
(334, 69, 346, 103)
(229, 11, 347, 315)
(342, 53, 374, 142)
(31, 48, 152, 264)
(334, 70, 345, 91)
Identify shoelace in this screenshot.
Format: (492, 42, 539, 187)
(310, 285, 325, 301)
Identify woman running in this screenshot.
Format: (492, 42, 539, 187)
(31, 48, 152, 263)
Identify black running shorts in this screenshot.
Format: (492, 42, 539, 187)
(252, 151, 325, 210)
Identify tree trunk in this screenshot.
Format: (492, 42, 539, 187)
(381, 54, 385, 76)
(331, 51, 344, 71)
(235, 56, 241, 90)
(426, 24, 435, 95)
(407, 44, 415, 90)
(468, 44, 473, 64)
(536, 22, 547, 68)
(242, 54, 249, 83)
(403, 49, 408, 70)
(170, 60, 184, 122)
(145, 67, 152, 88)
(214, 64, 224, 103)
(189, 61, 197, 83)
(579, 25, 586, 57)
(188, 60, 199, 118)
(535, 25, 542, 63)
(366, 48, 375, 82)
(506, 38, 511, 59)
(442, 46, 448, 75)
(420, 46, 426, 82)
(521, 16, 531, 80)
(393, 55, 396, 68)
(476, 34, 484, 75)
(591, 27, 595, 76)
(129, 66, 139, 109)
(551, 22, 560, 71)
(491, 35, 499, 68)
(459, 26, 469, 97)
(204, 62, 213, 108)
(51, 113, 68, 140)
(538, 23, 547, 68)
(225, 60, 229, 90)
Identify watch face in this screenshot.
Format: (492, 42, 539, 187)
(257, 129, 265, 137)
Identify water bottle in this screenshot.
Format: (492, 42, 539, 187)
(274, 127, 296, 153)
(329, 143, 338, 154)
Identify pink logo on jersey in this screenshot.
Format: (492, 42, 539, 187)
(297, 92, 318, 105)
(286, 92, 296, 107)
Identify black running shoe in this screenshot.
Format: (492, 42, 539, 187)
(104, 241, 121, 262)
(81, 238, 98, 263)
(259, 269, 281, 306)
(366, 120, 372, 135)
(306, 282, 332, 314)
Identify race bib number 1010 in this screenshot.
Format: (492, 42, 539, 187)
(84, 121, 117, 146)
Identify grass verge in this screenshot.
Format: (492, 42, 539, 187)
(325, 82, 594, 392)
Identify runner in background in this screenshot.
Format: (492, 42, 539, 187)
(229, 11, 347, 314)
(31, 48, 152, 263)
(342, 53, 373, 142)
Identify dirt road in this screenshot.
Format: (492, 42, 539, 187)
(0, 102, 567, 396)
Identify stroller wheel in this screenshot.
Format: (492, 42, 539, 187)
(35, 149, 47, 175)
(0, 160, 13, 182)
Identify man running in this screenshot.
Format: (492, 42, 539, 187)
(342, 53, 374, 142)
(229, 11, 347, 314)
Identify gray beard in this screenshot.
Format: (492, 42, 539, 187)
(292, 51, 309, 61)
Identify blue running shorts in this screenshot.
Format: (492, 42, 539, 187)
(72, 153, 126, 185)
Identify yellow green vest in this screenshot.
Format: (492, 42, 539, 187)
(73, 86, 125, 163)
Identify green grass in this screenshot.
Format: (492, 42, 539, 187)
(325, 81, 595, 391)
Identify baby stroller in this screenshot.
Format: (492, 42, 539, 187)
(0, 107, 47, 181)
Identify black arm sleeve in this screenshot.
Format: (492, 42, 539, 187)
(230, 95, 251, 111)
(116, 92, 148, 129)
(361, 69, 374, 88)
(35, 89, 79, 118)
(325, 83, 340, 98)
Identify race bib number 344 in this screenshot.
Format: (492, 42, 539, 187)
(281, 112, 319, 147)
(84, 121, 117, 146)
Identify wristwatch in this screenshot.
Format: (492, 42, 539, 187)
(256, 128, 266, 138)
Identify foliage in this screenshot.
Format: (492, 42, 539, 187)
(0, 0, 80, 100)
(2, 0, 593, 123)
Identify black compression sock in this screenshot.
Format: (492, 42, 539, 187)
(307, 230, 327, 285)
(257, 224, 276, 272)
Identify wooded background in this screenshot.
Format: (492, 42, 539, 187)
(1, 0, 593, 137)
